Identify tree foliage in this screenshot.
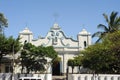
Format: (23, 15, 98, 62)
(20, 42, 58, 73)
(81, 44, 114, 73)
(67, 59, 75, 73)
(73, 55, 83, 73)
(0, 13, 8, 33)
(103, 31, 120, 73)
(84, 11, 120, 73)
(0, 34, 21, 60)
(81, 31, 120, 74)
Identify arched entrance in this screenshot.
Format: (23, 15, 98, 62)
(52, 60, 61, 75)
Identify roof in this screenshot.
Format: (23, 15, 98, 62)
(19, 27, 33, 34)
(79, 29, 90, 35)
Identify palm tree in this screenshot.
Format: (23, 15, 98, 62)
(92, 11, 120, 43)
(0, 13, 8, 33)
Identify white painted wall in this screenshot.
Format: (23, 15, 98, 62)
(0, 73, 52, 80)
(68, 74, 120, 80)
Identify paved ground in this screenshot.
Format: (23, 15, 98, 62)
(52, 76, 66, 80)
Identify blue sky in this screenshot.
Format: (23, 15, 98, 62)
(0, 0, 120, 43)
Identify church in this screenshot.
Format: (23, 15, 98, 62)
(19, 23, 92, 75)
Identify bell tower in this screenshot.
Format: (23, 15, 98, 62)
(19, 27, 33, 44)
(78, 29, 91, 50)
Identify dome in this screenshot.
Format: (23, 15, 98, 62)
(53, 23, 59, 28)
(79, 29, 90, 35)
(51, 23, 61, 30)
(19, 27, 32, 34)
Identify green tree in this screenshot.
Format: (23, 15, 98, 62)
(81, 31, 120, 74)
(43, 46, 57, 59)
(67, 54, 83, 73)
(68, 59, 75, 73)
(73, 55, 83, 73)
(92, 11, 120, 43)
(20, 43, 58, 73)
(81, 43, 115, 74)
(20, 43, 46, 73)
(0, 13, 8, 33)
(0, 35, 21, 60)
(103, 31, 120, 73)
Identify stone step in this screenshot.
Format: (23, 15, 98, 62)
(52, 76, 66, 80)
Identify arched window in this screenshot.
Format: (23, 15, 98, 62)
(24, 40, 27, 44)
(84, 41, 87, 48)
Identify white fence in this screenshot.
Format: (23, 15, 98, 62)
(0, 73, 52, 80)
(68, 74, 120, 80)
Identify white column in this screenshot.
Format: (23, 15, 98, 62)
(63, 53, 65, 74)
(46, 74, 52, 80)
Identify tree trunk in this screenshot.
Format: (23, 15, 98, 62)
(21, 65, 24, 73)
(78, 66, 80, 73)
(72, 66, 74, 73)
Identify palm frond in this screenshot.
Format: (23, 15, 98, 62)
(110, 11, 118, 29)
(95, 37, 102, 43)
(114, 17, 120, 24)
(92, 31, 103, 38)
(93, 11, 120, 43)
(114, 17, 120, 29)
(97, 24, 109, 32)
(103, 13, 109, 23)
(95, 33, 105, 43)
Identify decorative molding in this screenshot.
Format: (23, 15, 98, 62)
(41, 36, 52, 46)
(60, 37, 70, 47)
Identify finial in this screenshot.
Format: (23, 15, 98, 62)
(25, 22, 28, 27)
(24, 22, 29, 30)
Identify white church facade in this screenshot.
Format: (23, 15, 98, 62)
(19, 23, 92, 75)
